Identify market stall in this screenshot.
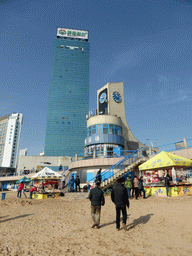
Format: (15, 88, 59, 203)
(31, 167, 62, 199)
(139, 151, 192, 197)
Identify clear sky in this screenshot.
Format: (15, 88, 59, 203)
(0, 0, 192, 156)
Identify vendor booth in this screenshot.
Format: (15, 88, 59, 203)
(31, 167, 62, 199)
(139, 151, 192, 197)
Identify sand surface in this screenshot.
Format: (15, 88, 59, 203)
(0, 191, 192, 256)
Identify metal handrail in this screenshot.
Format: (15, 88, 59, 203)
(71, 149, 135, 162)
(87, 147, 148, 187)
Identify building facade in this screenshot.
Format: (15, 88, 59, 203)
(16, 155, 71, 176)
(84, 82, 145, 156)
(68, 82, 146, 185)
(0, 113, 23, 168)
(44, 28, 90, 157)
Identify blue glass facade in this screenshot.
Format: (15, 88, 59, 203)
(85, 124, 124, 147)
(44, 37, 90, 156)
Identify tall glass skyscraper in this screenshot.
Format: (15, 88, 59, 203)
(44, 28, 90, 156)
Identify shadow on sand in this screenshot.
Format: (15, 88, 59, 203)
(0, 215, 9, 219)
(127, 213, 154, 230)
(100, 214, 131, 228)
(100, 213, 153, 230)
(0, 213, 34, 223)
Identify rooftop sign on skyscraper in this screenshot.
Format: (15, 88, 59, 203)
(57, 27, 88, 40)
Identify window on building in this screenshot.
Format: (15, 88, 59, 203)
(109, 124, 114, 135)
(87, 124, 122, 137)
(92, 125, 96, 135)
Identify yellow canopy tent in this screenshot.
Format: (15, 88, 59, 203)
(139, 151, 192, 171)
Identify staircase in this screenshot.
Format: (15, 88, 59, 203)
(100, 157, 148, 190)
(87, 147, 149, 191)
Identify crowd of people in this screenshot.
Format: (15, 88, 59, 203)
(125, 175, 146, 199)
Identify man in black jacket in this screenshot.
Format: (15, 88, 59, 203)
(138, 176, 146, 199)
(111, 177, 130, 231)
(164, 174, 171, 197)
(75, 176, 81, 192)
(89, 182, 105, 229)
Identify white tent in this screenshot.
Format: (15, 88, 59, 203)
(31, 167, 62, 180)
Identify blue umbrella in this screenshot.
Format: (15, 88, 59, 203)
(16, 176, 31, 184)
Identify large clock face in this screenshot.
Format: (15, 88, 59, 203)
(99, 92, 107, 104)
(113, 91, 122, 103)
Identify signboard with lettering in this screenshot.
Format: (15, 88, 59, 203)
(175, 141, 184, 149)
(57, 28, 88, 40)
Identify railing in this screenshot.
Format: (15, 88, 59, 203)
(71, 149, 135, 162)
(153, 138, 192, 154)
(87, 147, 148, 187)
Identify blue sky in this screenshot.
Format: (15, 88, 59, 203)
(0, 0, 192, 155)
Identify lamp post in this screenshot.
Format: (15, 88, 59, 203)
(147, 139, 154, 148)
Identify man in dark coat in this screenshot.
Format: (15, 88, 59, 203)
(138, 176, 146, 199)
(75, 176, 81, 192)
(95, 168, 102, 183)
(88, 182, 105, 229)
(111, 177, 130, 231)
(164, 174, 171, 197)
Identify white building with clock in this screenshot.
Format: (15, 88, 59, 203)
(84, 82, 145, 155)
(68, 82, 146, 184)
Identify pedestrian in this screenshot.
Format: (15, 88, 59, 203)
(131, 176, 134, 198)
(75, 175, 81, 192)
(30, 185, 37, 199)
(138, 176, 146, 199)
(70, 175, 75, 192)
(125, 176, 132, 198)
(63, 175, 66, 187)
(17, 181, 24, 198)
(111, 177, 130, 231)
(41, 182, 45, 190)
(164, 174, 171, 197)
(96, 168, 102, 183)
(88, 181, 105, 229)
(133, 176, 139, 199)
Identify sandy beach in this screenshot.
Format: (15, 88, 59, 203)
(0, 191, 192, 256)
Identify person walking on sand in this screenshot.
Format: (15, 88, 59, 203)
(70, 175, 75, 192)
(164, 174, 171, 197)
(17, 181, 24, 198)
(133, 176, 139, 199)
(125, 176, 132, 198)
(30, 185, 37, 199)
(138, 176, 146, 199)
(111, 177, 129, 231)
(75, 175, 81, 192)
(88, 181, 105, 229)
(95, 168, 102, 183)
